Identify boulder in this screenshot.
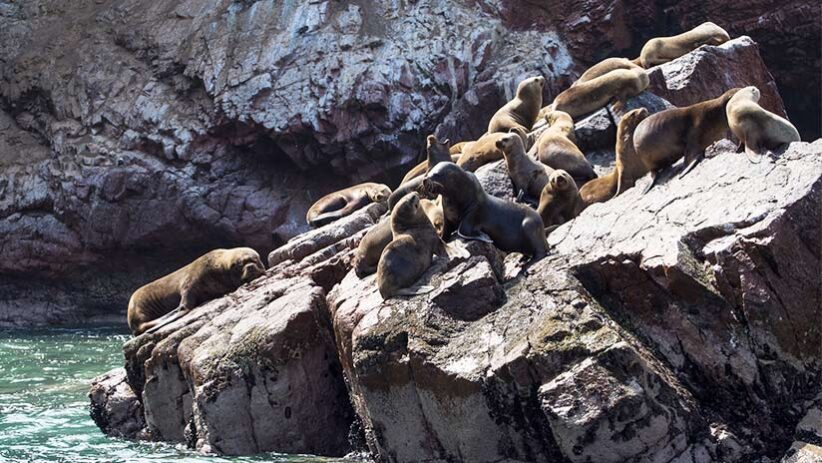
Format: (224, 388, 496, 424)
(89, 368, 146, 439)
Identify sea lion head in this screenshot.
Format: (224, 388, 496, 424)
(392, 191, 428, 232)
(225, 247, 266, 284)
(549, 170, 576, 192)
(368, 184, 392, 203)
(421, 196, 445, 238)
(737, 86, 761, 103)
(426, 134, 451, 160)
(495, 132, 523, 155)
(635, 69, 650, 90)
(719, 87, 744, 106)
(423, 162, 471, 197)
(509, 127, 530, 151)
(620, 107, 649, 132)
(517, 75, 546, 100)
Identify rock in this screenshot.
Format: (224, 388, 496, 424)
(325, 140, 822, 462)
(429, 256, 505, 321)
(474, 160, 516, 201)
(121, 272, 354, 456)
(89, 368, 146, 439)
(647, 36, 787, 117)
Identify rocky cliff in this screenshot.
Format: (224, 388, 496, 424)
(1, 0, 819, 326)
(90, 35, 821, 461)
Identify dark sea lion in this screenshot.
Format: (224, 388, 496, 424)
(127, 248, 265, 335)
(376, 193, 447, 299)
(633, 88, 741, 192)
(530, 110, 596, 185)
(726, 86, 800, 161)
(536, 170, 582, 228)
(422, 162, 548, 259)
(306, 182, 392, 227)
(496, 132, 553, 200)
(579, 108, 649, 207)
(636, 22, 730, 68)
(400, 135, 453, 185)
(457, 127, 529, 172)
(488, 76, 545, 133)
(353, 197, 444, 277)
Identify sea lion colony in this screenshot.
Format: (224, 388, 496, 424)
(127, 23, 802, 333)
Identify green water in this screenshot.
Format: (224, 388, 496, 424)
(0, 327, 344, 463)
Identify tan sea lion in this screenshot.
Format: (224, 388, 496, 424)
(636, 22, 730, 68)
(726, 86, 800, 161)
(376, 193, 447, 299)
(549, 68, 649, 119)
(573, 57, 644, 86)
(496, 132, 553, 199)
(127, 248, 265, 335)
(536, 170, 582, 228)
(400, 135, 454, 185)
(457, 127, 530, 172)
(306, 182, 392, 227)
(579, 108, 649, 207)
(353, 197, 444, 278)
(450, 142, 469, 155)
(633, 88, 741, 193)
(529, 111, 596, 185)
(487, 76, 546, 133)
(422, 162, 548, 259)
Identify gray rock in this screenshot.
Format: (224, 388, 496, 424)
(89, 368, 146, 439)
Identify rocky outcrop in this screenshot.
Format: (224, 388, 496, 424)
(3, 0, 815, 328)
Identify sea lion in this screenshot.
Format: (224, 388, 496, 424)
(579, 108, 649, 207)
(536, 170, 582, 228)
(450, 142, 469, 155)
(422, 162, 548, 259)
(636, 22, 730, 68)
(376, 193, 447, 299)
(487, 76, 545, 133)
(549, 68, 649, 120)
(496, 132, 553, 200)
(306, 182, 392, 227)
(633, 88, 741, 192)
(353, 197, 445, 278)
(529, 111, 596, 185)
(573, 57, 644, 86)
(127, 248, 265, 335)
(726, 86, 800, 161)
(456, 127, 530, 172)
(400, 135, 454, 185)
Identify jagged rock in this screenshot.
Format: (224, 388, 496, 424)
(121, 272, 354, 456)
(89, 368, 146, 439)
(475, 160, 516, 201)
(646, 36, 787, 117)
(325, 140, 821, 462)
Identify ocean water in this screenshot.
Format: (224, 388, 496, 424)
(0, 327, 342, 463)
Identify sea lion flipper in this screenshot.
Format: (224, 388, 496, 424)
(641, 171, 658, 195)
(393, 285, 435, 297)
(744, 144, 764, 164)
(142, 306, 188, 335)
(457, 218, 494, 243)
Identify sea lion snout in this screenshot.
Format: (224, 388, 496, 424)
(241, 260, 265, 283)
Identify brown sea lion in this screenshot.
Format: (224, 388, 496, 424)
(422, 162, 548, 259)
(579, 108, 649, 207)
(573, 57, 644, 86)
(456, 127, 530, 172)
(353, 197, 445, 278)
(488, 76, 545, 133)
(306, 182, 392, 227)
(633, 88, 741, 193)
(726, 86, 801, 161)
(636, 22, 730, 68)
(496, 132, 553, 200)
(127, 248, 265, 335)
(529, 111, 596, 185)
(376, 193, 447, 299)
(549, 68, 649, 119)
(400, 135, 453, 185)
(536, 170, 582, 228)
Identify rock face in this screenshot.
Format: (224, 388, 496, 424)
(2, 0, 815, 328)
